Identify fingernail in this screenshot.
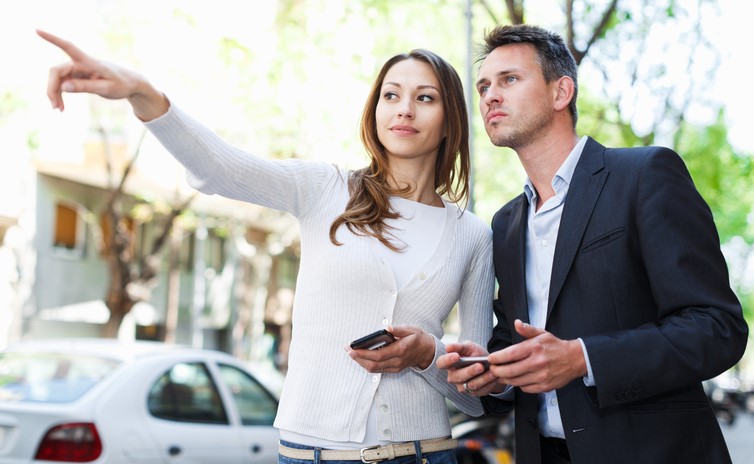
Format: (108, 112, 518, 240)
(61, 82, 74, 92)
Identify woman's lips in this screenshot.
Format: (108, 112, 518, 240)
(390, 125, 419, 136)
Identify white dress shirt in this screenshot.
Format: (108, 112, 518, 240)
(522, 136, 594, 439)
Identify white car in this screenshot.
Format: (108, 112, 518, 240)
(0, 338, 280, 463)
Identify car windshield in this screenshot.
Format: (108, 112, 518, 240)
(0, 351, 121, 403)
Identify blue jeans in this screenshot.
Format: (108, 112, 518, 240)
(278, 440, 458, 464)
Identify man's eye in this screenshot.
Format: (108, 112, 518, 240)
(478, 85, 489, 95)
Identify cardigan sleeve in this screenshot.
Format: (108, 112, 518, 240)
(413, 217, 495, 416)
(144, 103, 339, 217)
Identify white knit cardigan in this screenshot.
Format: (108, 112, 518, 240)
(145, 105, 494, 443)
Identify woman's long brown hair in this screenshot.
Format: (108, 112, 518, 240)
(329, 49, 470, 251)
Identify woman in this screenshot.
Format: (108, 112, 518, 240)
(39, 29, 494, 464)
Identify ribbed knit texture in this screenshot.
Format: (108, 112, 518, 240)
(145, 105, 495, 442)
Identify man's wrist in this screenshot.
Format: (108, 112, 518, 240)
(577, 338, 595, 386)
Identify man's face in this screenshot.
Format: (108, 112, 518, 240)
(476, 43, 555, 150)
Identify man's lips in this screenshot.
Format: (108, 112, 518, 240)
(486, 110, 506, 124)
(390, 125, 419, 135)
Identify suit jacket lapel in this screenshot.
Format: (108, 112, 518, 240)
(505, 195, 531, 329)
(548, 137, 608, 318)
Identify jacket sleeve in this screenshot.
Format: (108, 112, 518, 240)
(583, 147, 748, 408)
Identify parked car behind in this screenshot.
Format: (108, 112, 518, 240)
(0, 338, 280, 463)
(448, 401, 514, 464)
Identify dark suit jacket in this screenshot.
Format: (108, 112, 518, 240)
(483, 138, 749, 464)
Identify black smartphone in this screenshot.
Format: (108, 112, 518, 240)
(451, 356, 491, 369)
(350, 329, 397, 350)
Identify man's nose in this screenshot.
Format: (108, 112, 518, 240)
(483, 87, 501, 105)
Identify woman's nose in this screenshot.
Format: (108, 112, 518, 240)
(397, 101, 414, 118)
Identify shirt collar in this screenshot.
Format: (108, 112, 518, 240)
(523, 136, 588, 205)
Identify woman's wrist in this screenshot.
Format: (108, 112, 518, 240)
(415, 332, 436, 370)
(129, 83, 170, 122)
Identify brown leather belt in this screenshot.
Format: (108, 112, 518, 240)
(278, 437, 457, 462)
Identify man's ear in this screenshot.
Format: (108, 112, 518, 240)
(553, 76, 575, 112)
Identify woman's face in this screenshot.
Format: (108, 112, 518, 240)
(375, 59, 445, 164)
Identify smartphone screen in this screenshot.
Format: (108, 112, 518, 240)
(350, 329, 397, 350)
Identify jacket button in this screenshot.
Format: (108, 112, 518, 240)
(528, 418, 538, 430)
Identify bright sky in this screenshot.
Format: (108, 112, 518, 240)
(700, 0, 750, 152)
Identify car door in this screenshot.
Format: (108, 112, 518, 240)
(145, 361, 245, 463)
(216, 363, 279, 464)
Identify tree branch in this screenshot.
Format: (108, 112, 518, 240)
(565, 0, 618, 65)
(476, 0, 499, 24)
(505, 0, 524, 24)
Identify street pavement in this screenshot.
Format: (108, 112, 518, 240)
(722, 413, 754, 463)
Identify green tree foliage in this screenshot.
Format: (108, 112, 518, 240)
(676, 111, 754, 244)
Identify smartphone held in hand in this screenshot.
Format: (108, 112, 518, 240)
(350, 329, 397, 350)
(451, 356, 491, 369)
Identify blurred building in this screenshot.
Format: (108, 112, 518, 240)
(0, 125, 299, 371)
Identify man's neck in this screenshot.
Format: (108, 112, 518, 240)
(517, 131, 580, 208)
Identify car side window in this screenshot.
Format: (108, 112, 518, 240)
(148, 362, 228, 425)
(217, 364, 278, 426)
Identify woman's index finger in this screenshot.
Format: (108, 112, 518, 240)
(36, 29, 89, 62)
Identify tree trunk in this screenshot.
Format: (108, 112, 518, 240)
(102, 309, 127, 338)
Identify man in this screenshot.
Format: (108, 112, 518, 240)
(438, 24, 749, 463)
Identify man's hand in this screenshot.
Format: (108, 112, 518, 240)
(488, 319, 587, 393)
(437, 341, 503, 396)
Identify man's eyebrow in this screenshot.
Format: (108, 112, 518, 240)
(476, 70, 515, 87)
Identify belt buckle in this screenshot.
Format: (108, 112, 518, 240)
(360, 444, 384, 464)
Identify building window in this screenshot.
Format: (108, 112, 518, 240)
(179, 232, 195, 272)
(277, 251, 300, 289)
(205, 230, 226, 272)
(53, 203, 84, 255)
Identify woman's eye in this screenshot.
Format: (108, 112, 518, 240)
(417, 94, 434, 103)
(383, 91, 398, 100)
